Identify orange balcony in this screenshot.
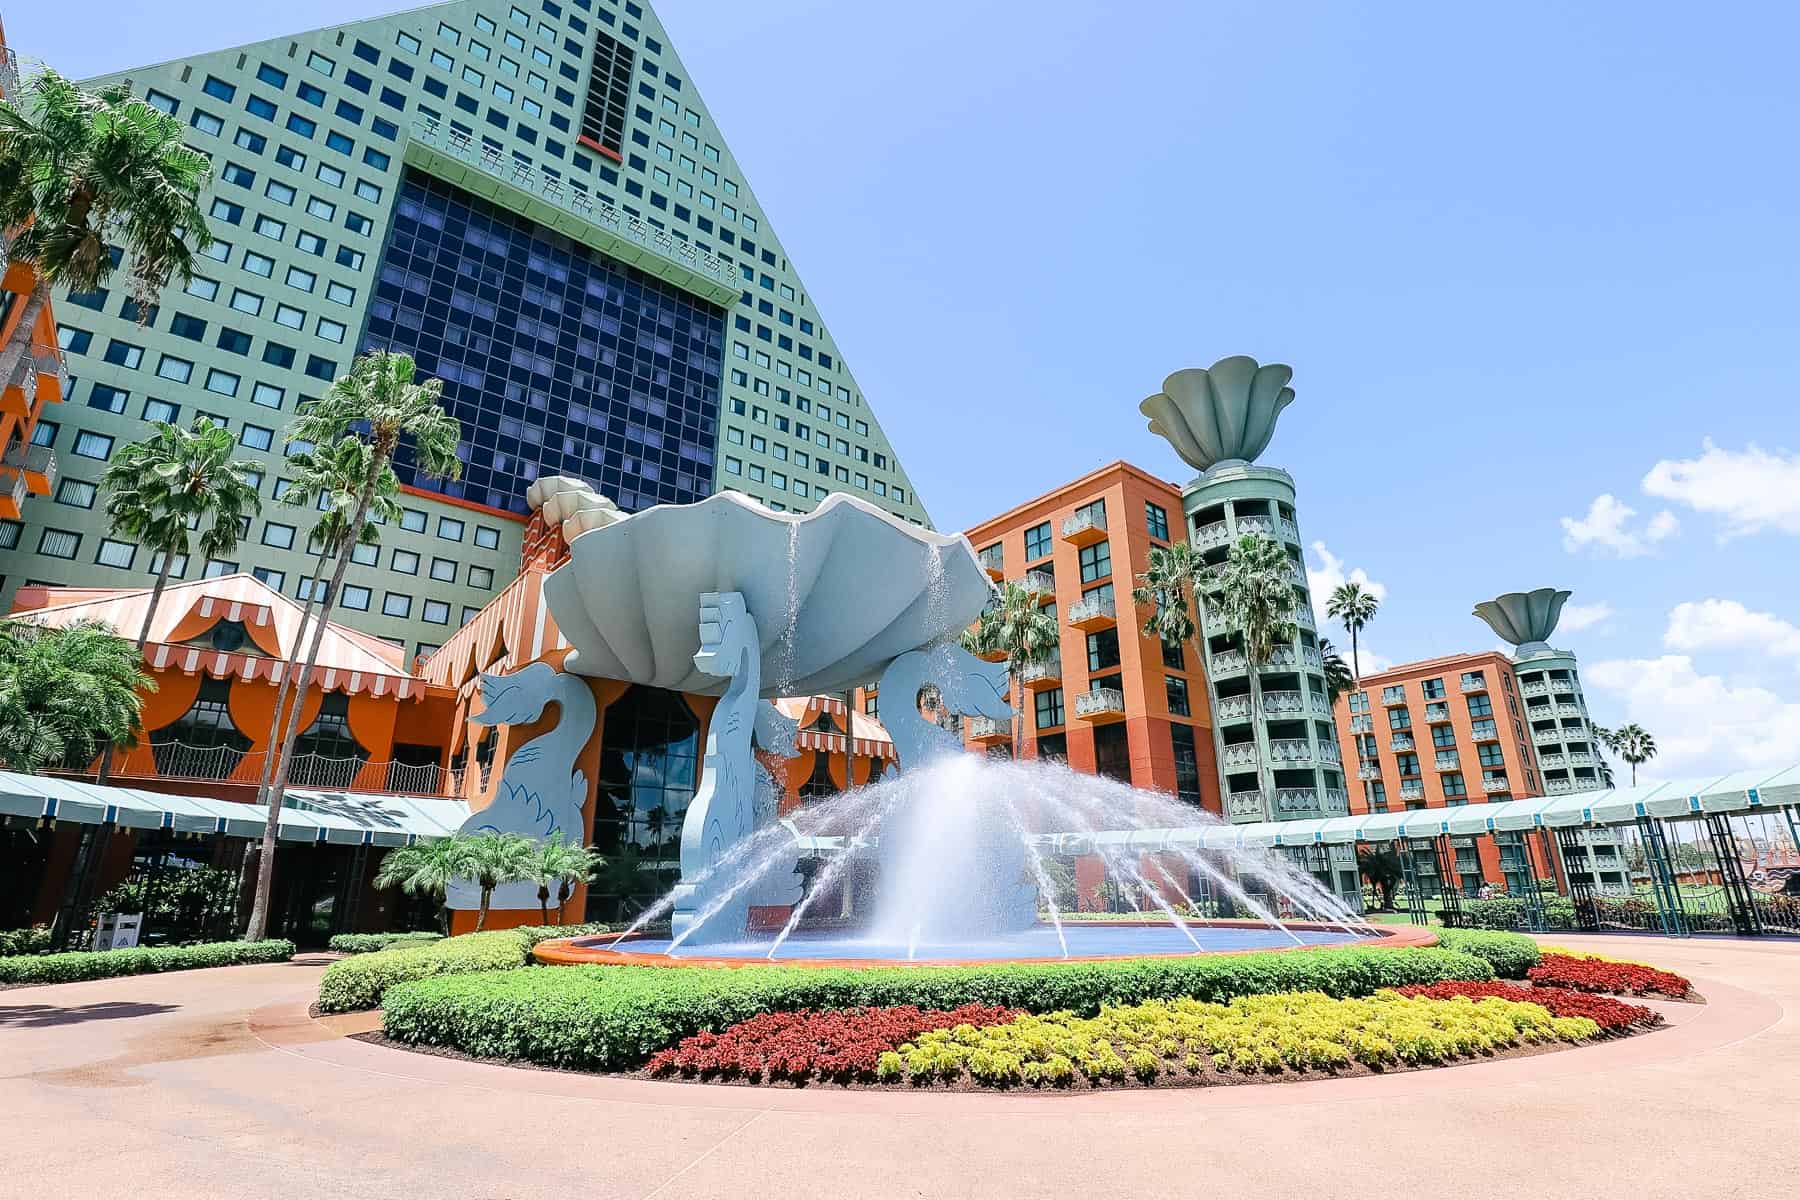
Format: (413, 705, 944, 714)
(1019, 652, 1062, 690)
(0, 442, 54, 515)
(1060, 507, 1107, 547)
(1067, 592, 1116, 631)
(967, 715, 1011, 745)
(1074, 687, 1127, 723)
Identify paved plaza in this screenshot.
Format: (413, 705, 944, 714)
(1, 933, 1791, 1200)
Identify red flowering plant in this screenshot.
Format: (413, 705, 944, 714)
(646, 1003, 1021, 1083)
(1393, 980, 1662, 1034)
(1527, 953, 1691, 999)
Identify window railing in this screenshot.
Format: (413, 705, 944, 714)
(1060, 507, 1106, 539)
(408, 118, 734, 289)
(1074, 687, 1126, 718)
(1067, 593, 1115, 625)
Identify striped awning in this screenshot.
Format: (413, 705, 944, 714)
(0, 771, 469, 846)
(143, 642, 422, 698)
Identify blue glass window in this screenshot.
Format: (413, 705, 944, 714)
(361, 169, 725, 515)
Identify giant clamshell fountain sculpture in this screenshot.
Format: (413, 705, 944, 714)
(538, 489, 1013, 939)
(1474, 587, 1572, 657)
(1138, 355, 1297, 476)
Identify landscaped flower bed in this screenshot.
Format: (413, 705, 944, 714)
(871, 992, 1600, 1086)
(1527, 952, 1692, 999)
(378, 944, 1496, 1070)
(647, 1004, 1020, 1082)
(1393, 980, 1662, 1033)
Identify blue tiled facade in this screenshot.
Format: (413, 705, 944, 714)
(363, 169, 724, 514)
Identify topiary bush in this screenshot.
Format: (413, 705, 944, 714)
(0, 939, 295, 986)
(327, 931, 444, 955)
(314, 922, 636, 1012)
(1433, 928, 1541, 978)
(381, 945, 1495, 1071)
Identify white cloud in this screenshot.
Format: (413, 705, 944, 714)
(1663, 598, 1800, 662)
(1306, 541, 1387, 604)
(1340, 643, 1393, 677)
(1560, 493, 1680, 558)
(1584, 655, 1800, 778)
(1558, 601, 1615, 633)
(1642, 440, 1800, 540)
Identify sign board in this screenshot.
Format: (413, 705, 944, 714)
(95, 912, 143, 951)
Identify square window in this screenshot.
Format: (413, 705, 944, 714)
(436, 516, 464, 541)
(392, 549, 419, 574)
(204, 369, 241, 397)
(429, 557, 457, 582)
(473, 525, 500, 549)
(400, 509, 428, 532)
(382, 592, 413, 618)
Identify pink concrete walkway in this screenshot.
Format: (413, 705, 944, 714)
(1, 934, 1791, 1200)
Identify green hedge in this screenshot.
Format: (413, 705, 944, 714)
(0, 939, 296, 986)
(1434, 928, 1541, 978)
(382, 945, 1494, 1071)
(327, 931, 444, 955)
(315, 922, 634, 1012)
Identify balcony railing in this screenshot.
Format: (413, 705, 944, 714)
(1321, 787, 1349, 813)
(1277, 518, 1299, 542)
(1215, 695, 1254, 722)
(1221, 743, 1260, 769)
(1273, 787, 1327, 816)
(1074, 687, 1126, 720)
(1019, 570, 1056, 596)
(1538, 752, 1566, 769)
(1060, 507, 1106, 543)
(1461, 676, 1488, 693)
(1521, 680, 1550, 697)
(1567, 750, 1595, 765)
(70, 739, 473, 798)
(1399, 781, 1426, 801)
(1424, 702, 1449, 722)
(1235, 514, 1274, 537)
(408, 118, 735, 292)
(967, 716, 1009, 743)
(1307, 692, 1332, 716)
(1019, 653, 1061, 688)
(1434, 751, 1459, 770)
(1533, 728, 1563, 745)
(1554, 702, 1585, 718)
(1193, 519, 1231, 549)
(1349, 713, 1373, 733)
(1067, 593, 1116, 628)
(1391, 733, 1415, 752)
(1357, 761, 1381, 781)
(1483, 776, 1511, 793)
(1260, 690, 1305, 715)
(1317, 741, 1342, 765)
(1267, 737, 1315, 763)
(1265, 645, 1324, 672)
(1209, 649, 1248, 677)
(1227, 790, 1267, 819)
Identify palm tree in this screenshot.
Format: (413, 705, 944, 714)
(527, 838, 605, 925)
(1357, 844, 1405, 912)
(461, 832, 540, 931)
(1611, 723, 1657, 786)
(372, 837, 468, 935)
(244, 439, 400, 826)
(0, 69, 211, 372)
(1589, 724, 1618, 788)
(0, 620, 150, 773)
(243, 350, 461, 941)
(1132, 541, 1208, 668)
(1326, 581, 1380, 685)
(99, 419, 261, 643)
(1318, 638, 1355, 705)
(960, 579, 1059, 761)
(1205, 534, 1298, 806)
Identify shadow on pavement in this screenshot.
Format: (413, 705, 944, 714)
(0, 1001, 180, 1029)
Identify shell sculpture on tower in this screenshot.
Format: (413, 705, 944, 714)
(1138, 355, 1296, 474)
(1473, 588, 1572, 657)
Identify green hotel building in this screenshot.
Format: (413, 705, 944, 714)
(0, 0, 930, 658)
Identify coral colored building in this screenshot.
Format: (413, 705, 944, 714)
(954, 461, 1215, 812)
(1333, 650, 1553, 894)
(3, 574, 461, 939)
(0, 22, 69, 530)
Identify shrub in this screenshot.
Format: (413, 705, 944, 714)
(1392, 981, 1661, 1033)
(647, 1004, 1020, 1082)
(0, 939, 295, 986)
(1433, 928, 1541, 978)
(0, 925, 52, 957)
(1528, 953, 1691, 999)
(314, 922, 636, 1012)
(381, 945, 1494, 1071)
(327, 931, 444, 955)
(1458, 898, 1530, 930)
(878, 991, 1599, 1087)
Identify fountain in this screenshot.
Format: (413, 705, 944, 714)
(462, 482, 1391, 962)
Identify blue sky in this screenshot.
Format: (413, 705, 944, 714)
(13, 1, 1800, 778)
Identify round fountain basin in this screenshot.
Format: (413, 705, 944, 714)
(536, 920, 1430, 969)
